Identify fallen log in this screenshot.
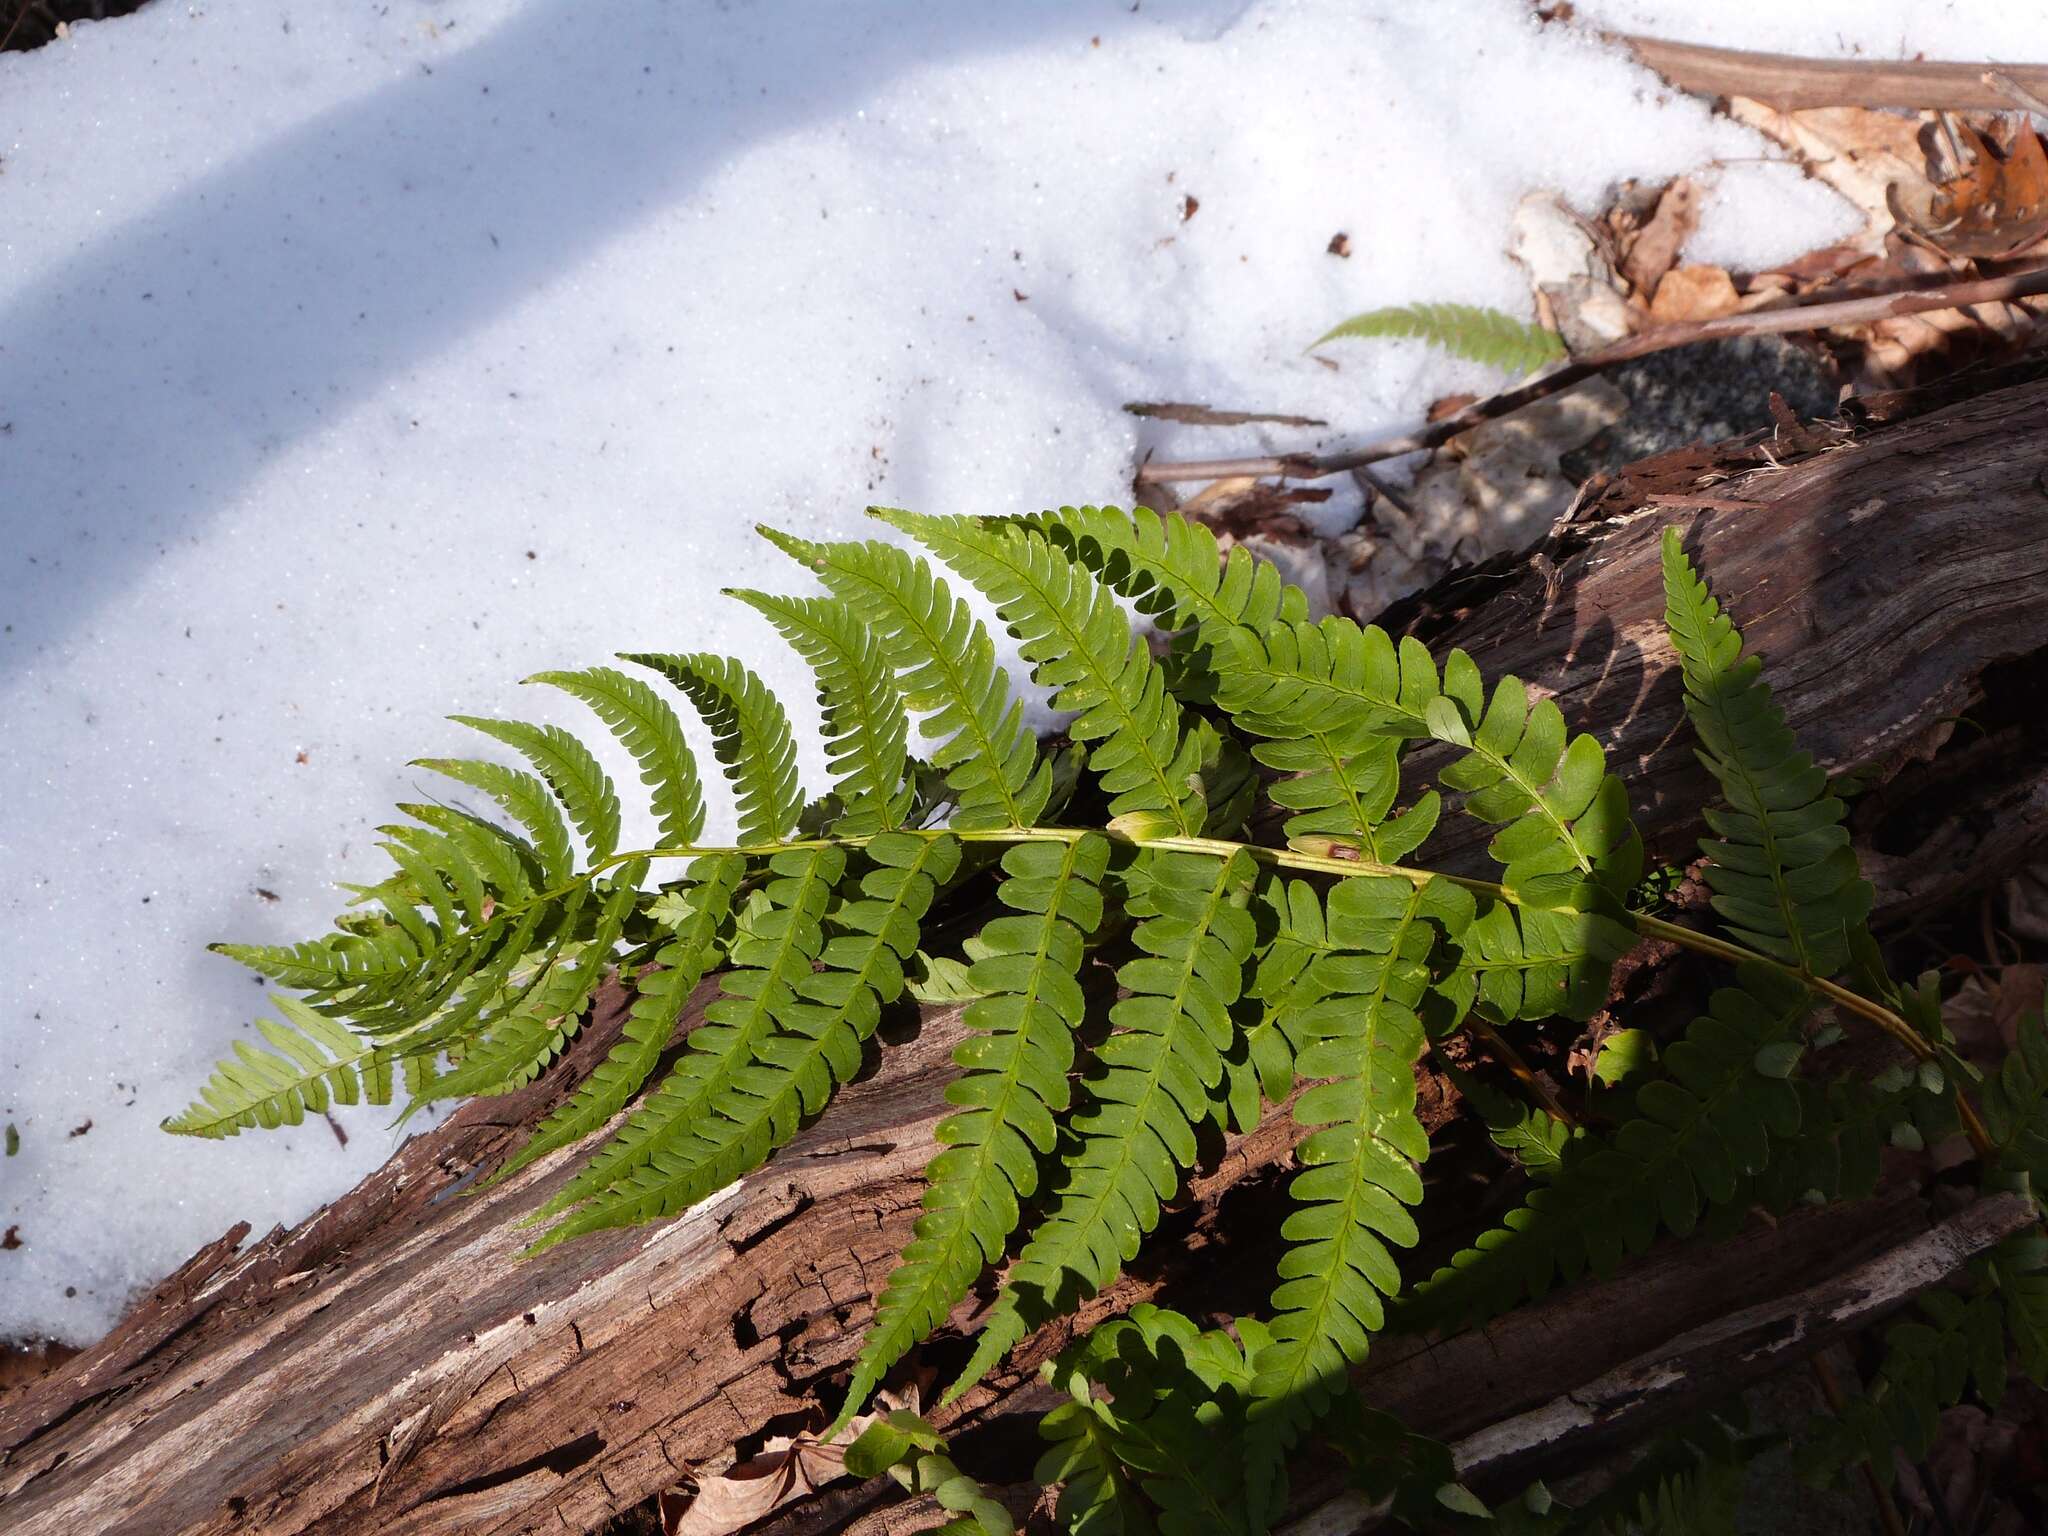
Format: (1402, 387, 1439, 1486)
(3, 371, 2046, 1536)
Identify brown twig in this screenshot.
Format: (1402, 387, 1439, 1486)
(1135, 266, 2048, 485)
(1810, 1352, 1912, 1536)
(1619, 35, 2048, 112)
(1464, 1017, 1577, 1130)
(1986, 69, 2048, 121)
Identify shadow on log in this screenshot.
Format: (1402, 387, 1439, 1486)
(4, 369, 2047, 1536)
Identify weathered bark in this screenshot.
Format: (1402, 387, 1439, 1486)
(3, 372, 2046, 1536)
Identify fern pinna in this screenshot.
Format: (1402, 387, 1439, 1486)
(172, 509, 2045, 1531)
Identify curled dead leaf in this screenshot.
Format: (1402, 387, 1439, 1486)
(1890, 121, 2048, 258)
(1620, 177, 1700, 300)
(659, 1420, 873, 1536)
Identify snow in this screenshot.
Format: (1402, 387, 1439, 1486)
(1685, 163, 1866, 272)
(0, 0, 1997, 1343)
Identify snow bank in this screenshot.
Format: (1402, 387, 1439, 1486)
(0, 0, 1934, 1342)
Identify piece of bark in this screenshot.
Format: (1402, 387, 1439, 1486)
(5, 375, 2048, 1536)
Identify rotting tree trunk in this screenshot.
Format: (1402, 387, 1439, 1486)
(3, 370, 2047, 1536)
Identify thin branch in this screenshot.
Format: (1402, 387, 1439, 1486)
(1986, 69, 2048, 120)
(1618, 35, 2048, 112)
(1135, 267, 2048, 486)
(1465, 1016, 1577, 1130)
(1810, 1353, 1911, 1536)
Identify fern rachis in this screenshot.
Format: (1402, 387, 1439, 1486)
(169, 502, 2029, 1535)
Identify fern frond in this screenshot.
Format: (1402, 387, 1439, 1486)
(1247, 874, 1469, 1457)
(1217, 618, 1640, 903)
(1441, 898, 1636, 1024)
(378, 821, 490, 926)
(1044, 1306, 1267, 1536)
(490, 854, 746, 1188)
(761, 528, 1051, 831)
(1661, 529, 1872, 975)
(526, 665, 706, 848)
(422, 866, 644, 1101)
(446, 714, 623, 866)
(1254, 722, 1441, 864)
(1432, 656, 1644, 907)
(397, 801, 540, 902)
(729, 589, 914, 835)
(1218, 876, 1327, 1133)
(880, 509, 1210, 837)
(209, 927, 426, 998)
(545, 836, 955, 1238)
(529, 847, 841, 1246)
(411, 755, 576, 885)
(837, 833, 1110, 1429)
(1976, 1010, 2048, 1200)
(950, 849, 1257, 1395)
(1024, 503, 1310, 644)
(164, 995, 394, 1137)
(1414, 967, 1808, 1325)
(1309, 301, 1565, 374)
(625, 652, 804, 845)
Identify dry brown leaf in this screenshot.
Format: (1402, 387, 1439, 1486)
(659, 1433, 862, 1536)
(1648, 265, 1741, 324)
(1941, 965, 2045, 1059)
(1727, 100, 1931, 245)
(1621, 177, 1699, 299)
(1890, 121, 2048, 258)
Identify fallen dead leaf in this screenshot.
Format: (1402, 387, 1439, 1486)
(659, 1418, 876, 1536)
(1727, 101, 1931, 247)
(1621, 177, 1700, 299)
(1890, 120, 2048, 258)
(1648, 264, 1742, 324)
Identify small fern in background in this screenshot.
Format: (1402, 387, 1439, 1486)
(170, 506, 2047, 1534)
(1309, 300, 1567, 373)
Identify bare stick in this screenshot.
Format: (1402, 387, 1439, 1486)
(1136, 267, 2048, 485)
(1620, 36, 2048, 111)
(1986, 69, 2048, 120)
(1811, 1353, 1912, 1536)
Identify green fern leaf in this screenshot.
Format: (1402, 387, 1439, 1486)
(1217, 876, 1327, 1133)
(526, 666, 706, 848)
(209, 928, 424, 998)
(378, 822, 490, 926)
(729, 589, 914, 834)
(164, 995, 394, 1137)
(949, 849, 1257, 1395)
(624, 652, 804, 846)
(1309, 302, 1565, 374)
(411, 756, 576, 885)
(880, 509, 1209, 836)
(396, 801, 540, 902)
(1980, 1010, 2048, 1206)
(447, 714, 623, 867)
(836, 832, 1110, 1430)
(1433, 656, 1644, 907)
(1248, 874, 1471, 1452)
(1254, 722, 1440, 864)
(530, 847, 841, 1246)
(760, 528, 1051, 831)
(1439, 898, 1636, 1024)
(1414, 967, 1808, 1325)
(1024, 503, 1309, 643)
(489, 854, 745, 1188)
(421, 866, 643, 1101)
(1661, 529, 1872, 975)
(543, 835, 956, 1236)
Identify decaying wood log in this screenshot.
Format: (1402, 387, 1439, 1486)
(3, 373, 2046, 1536)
